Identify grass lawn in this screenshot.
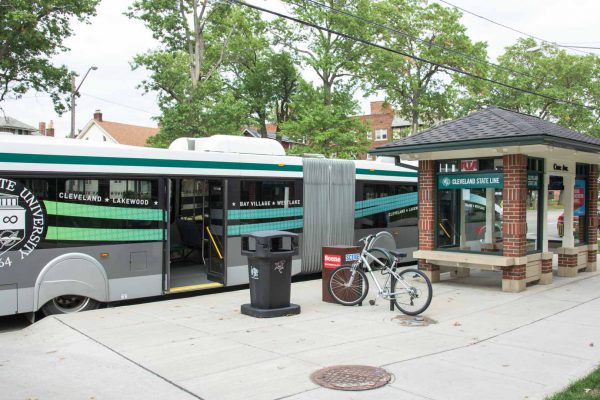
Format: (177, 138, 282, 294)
(546, 365, 600, 399)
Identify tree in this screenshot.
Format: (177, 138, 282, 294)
(276, 0, 374, 106)
(0, 0, 99, 113)
(228, 49, 300, 135)
(490, 38, 600, 136)
(127, 1, 256, 144)
(365, 0, 487, 134)
(279, 81, 370, 159)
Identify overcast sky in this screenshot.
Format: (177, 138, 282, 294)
(2, 0, 599, 138)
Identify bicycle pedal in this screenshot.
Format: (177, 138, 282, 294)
(368, 299, 376, 306)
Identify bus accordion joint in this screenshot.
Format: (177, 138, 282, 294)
(206, 226, 223, 260)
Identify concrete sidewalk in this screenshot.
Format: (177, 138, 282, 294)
(1, 269, 600, 400)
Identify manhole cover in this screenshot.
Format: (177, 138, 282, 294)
(310, 365, 391, 391)
(392, 315, 436, 327)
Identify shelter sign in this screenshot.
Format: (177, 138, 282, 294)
(574, 179, 586, 217)
(438, 173, 503, 189)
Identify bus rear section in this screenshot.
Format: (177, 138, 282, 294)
(0, 176, 167, 316)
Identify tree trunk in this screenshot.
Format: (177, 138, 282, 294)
(323, 81, 332, 106)
(258, 110, 267, 137)
(411, 109, 419, 135)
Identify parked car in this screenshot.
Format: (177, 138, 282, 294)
(557, 211, 600, 237)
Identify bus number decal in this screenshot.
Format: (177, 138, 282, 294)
(0, 256, 12, 268)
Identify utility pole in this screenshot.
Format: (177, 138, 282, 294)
(69, 66, 98, 139)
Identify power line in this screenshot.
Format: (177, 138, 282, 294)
(435, 0, 597, 56)
(556, 44, 600, 50)
(2, 92, 156, 115)
(293, 0, 541, 81)
(80, 93, 156, 115)
(229, 0, 598, 112)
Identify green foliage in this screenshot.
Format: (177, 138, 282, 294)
(0, 0, 99, 113)
(364, 0, 487, 133)
(127, 0, 263, 147)
(277, 0, 374, 106)
(545, 364, 600, 400)
(279, 82, 370, 159)
(488, 38, 600, 136)
(228, 50, 300, 134)
(146, 77, 248, 148)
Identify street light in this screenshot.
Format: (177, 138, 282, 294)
(69, 65, 98, 139)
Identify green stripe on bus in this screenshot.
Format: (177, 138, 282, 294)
(43, 201, 164, 221)
(228, 219, 303, 236)
(228, 207, 303, 220)
(0, 152, 303, 172)
(0, 152, 416, 178)
(45, 226, 165, 241)
(356, 168, 417, 178)
(355, 192, 418, 209)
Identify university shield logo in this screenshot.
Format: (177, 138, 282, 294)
(0, 179, 46, 260)
(0, 194, 26, 256)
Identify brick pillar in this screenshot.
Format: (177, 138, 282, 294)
(587, 164, 598, 272)
(417, 160, 440, 282)
(502, 154, 527, 292)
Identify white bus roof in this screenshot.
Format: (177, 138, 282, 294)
(0, 134, 417, 182)
(169, 135, 286, 156)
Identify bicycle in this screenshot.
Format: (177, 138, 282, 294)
(328, 234, 433, 315)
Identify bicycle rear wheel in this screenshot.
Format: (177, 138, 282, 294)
(391, 268, 432, 315)
(328, 265, 369, 306)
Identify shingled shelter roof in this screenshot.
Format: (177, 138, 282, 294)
(371, 106, 600, 155)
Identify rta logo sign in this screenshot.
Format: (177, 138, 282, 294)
(461, 160, 478, 171)
(441, 177, 451, 187)
(0, 178, 46, 260)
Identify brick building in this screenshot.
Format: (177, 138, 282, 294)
(372, 106, 598, 293)
(359, 101, 414, 160)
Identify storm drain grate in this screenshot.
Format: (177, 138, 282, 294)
(393, 315, 436, 327)
(310, 365, 391, 391)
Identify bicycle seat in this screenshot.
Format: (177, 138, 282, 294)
(389, 250, 407, 258)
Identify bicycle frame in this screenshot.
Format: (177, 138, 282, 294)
(350, 244, 412, 301)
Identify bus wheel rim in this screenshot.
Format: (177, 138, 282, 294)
(52, 295, 90, 313)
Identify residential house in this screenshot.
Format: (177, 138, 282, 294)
(0, 116, 39, 136)
(360, 101, 417, 160)
(76, 110, 159, 147)
(242, 123, 296, 150)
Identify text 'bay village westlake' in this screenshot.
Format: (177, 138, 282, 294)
(239, 200, 301, 208)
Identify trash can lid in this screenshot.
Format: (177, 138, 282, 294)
(241, 230, 298, 239)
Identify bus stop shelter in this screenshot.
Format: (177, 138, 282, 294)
(371, 106, 599, 292)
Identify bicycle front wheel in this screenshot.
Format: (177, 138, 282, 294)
(392, 268, 432, 315)
(328, 265, 369, 306)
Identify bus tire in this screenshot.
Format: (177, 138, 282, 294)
(41, 295, 100, 316)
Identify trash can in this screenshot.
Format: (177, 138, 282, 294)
(322, 246, 361, 303)
(240, 230, 301, 318)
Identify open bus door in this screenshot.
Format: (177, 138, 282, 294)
(206, 179, 226, 284)
(166, 178, 225, 292)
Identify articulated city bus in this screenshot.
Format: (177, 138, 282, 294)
(0, 134, 417, 318)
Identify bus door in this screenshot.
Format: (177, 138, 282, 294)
(206, 179, 226, 284)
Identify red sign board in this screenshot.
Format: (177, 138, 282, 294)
(461, 160, 478, 171)
(323, 254, 342, 269)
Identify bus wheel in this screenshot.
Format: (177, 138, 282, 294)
(42, 295, 100, 316)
